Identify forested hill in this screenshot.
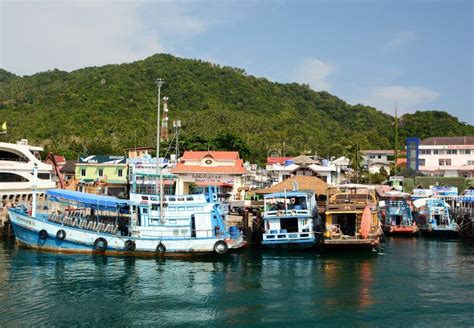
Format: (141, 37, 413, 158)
(1, 54, 473, 162)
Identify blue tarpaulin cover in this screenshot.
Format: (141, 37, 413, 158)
(47, 189, 129, 211)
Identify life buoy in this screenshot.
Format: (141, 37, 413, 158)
(56, 229, 66, 240)
(39, 229, 48, 240)
(291, 210, 296, 216)
(156, 242, 166, 254)
(277, 210, 284, 216)
(124, 239, 136, 251)
(213, 240, 228, 255)
(93, 237, 108, 252)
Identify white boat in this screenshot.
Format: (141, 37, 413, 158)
(261, 191, 321, 249)
(0, 139, 55, 204)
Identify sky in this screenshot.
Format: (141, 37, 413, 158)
(1, 0, 473, 124)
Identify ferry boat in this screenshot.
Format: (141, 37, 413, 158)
(323, 185, 382, 250)
(380, 192, 419, 235)
(261, 191, 321, 249)
(8, 187, 246, 256)
(0, 139, 55, 204)
(413, 197, 459, 237)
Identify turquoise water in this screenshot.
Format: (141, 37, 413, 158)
(0, 238, 473, 326)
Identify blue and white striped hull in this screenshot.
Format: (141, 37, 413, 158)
(9, 210, 243, 256)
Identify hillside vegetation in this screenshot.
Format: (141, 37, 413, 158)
(1, 54, 473, 162)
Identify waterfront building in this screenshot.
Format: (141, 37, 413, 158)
(265, 155, 347, 185)
(361, 150, 394, 174)
(171, 151, 247, 201)
(417, 137, 474, 178)
(75, 155, 128, 197)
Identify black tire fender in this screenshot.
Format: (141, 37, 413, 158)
(93, 237, 108, 252)
(39, 229, 48, 240)
(124, 239, 136, 251)
(56, 229, 66, 240)
(214, 240, 228, 255)
(156, 242, 166, 254)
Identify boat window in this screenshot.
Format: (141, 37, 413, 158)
(142, 208, 148, 214)
(0, 150, 28, 162)
(178, 207, 185, 212)
(151, 197, 158, 201)
(186, 196, 193, 201)
(196, 206, 203, 211)
(169, 219, 177, 224)
(168, 197, 175, 202)
(168, 207, 176, 212)
(38, 173, 50, 180)
(141, 196, 149, 201)
(187, 207, 194, 211)
(151, 204, 159, 211)
(0, 172, 28, 182)
(177, 197, 184, 202)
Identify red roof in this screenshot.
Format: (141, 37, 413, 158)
(181, 151, 240, 161)
(266, 157, 293, 165)
(396, 158, 407, 167)
(171, 159, 247, 174)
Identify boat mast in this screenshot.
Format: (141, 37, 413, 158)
(32, 164, 38, 218)
(394, 101, 399, 173)
(156, 78, 165, 223)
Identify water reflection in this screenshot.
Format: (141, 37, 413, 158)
(0, 239, 473, 326)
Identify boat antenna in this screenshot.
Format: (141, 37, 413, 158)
(156, 78, 165, 223)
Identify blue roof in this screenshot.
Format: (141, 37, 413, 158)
(264, 191, 311, 198)
(47, 189, 129, 211)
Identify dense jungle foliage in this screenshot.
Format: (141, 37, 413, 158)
(1, 54, 473, 163)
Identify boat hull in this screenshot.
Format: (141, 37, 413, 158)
(261, 238, 317, 250)
(419, 227, 460, 238)
(384, 225, 419, 236)
(9, 209, 244, 257)
(323, 237, 380, 250)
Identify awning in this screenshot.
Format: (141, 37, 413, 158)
(47, 189, 129, 211)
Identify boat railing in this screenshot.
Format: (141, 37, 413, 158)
(48, 212, 119, 235)
(264, 209, 310, 217)
(263, 231, 314, 240)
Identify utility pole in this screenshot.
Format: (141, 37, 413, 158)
(394, 101, 399, 174)
(173, 120, 181, 160)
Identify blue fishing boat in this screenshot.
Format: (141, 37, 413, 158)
(8, 188, 246, 256)
(261, 191, 321, 249)
(380, 192, 419, 236)
(413, 198, 459, 237)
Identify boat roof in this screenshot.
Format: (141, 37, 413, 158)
(264, 191, 311, 198)
(47, 189, 128, 211)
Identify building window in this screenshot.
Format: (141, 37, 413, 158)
(81, 169, 86, 177)
(378, 155, 382, 159)
(468, 160, 474, 165)
(118, 169, 123, 177)
(420, 149, 431, 155)
(447, 149, 457, 155)
(433, 150, 439, 155)
(439, 159, 451, 166)
(465, 149, 471, 155)
(98, 169, 104, 177)
(419, 159, 425, 166)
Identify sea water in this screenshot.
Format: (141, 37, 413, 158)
(0, 237, 473, 326)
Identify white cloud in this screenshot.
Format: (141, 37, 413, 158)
(355, 85, 440, 115)
(292, 57, 334, 91)
(384, 30, 416, 51)
(0, 1, 206, 75)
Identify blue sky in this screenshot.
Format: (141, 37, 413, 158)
(1, 0, 473, 124)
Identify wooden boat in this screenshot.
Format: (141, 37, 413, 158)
(323, 185, 382, 250)
(413, 197, 459, 237)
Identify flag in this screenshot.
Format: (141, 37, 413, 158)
(1, 122, 6, 131)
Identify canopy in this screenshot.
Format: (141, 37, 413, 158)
(47, 189, 129, 211)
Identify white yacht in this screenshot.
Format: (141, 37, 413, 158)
(0, 139, 56, 204)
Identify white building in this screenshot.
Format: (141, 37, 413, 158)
(418, 136, 474, 177)
(361, 150, 394, 174)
